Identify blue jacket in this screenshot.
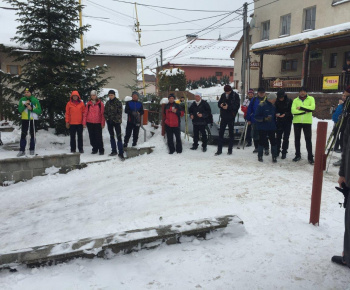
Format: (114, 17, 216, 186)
(246, 96, 266, 123)
(254, 100, 277, 131)
(332, 103, 344, 123)
(125, 100, 144, 124)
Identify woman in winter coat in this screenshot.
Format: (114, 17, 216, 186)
(65, 90, 85, 153)
(83, 90, 105, 155)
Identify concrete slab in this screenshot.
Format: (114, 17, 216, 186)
(124, 147, 154, 159)
(0, 215, 244, 269)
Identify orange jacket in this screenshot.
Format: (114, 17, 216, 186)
(65, 91, 85, 125)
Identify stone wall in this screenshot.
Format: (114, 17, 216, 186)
(0, 153, 80, 185)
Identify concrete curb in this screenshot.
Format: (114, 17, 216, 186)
(0, 215, 244, 269)
(124, 146, 154, 159)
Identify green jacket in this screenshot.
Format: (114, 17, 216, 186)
(18, 96, 42, 120)
(104, 97, 123, 124)
(291, 95, 315, 124)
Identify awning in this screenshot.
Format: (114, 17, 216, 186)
(251, 22, 350, 55)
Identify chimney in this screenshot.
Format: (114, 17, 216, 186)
(186, 34, 198, 42)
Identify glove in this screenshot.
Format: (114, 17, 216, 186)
(336, 182, 349, 208)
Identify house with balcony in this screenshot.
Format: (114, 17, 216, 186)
(232, 0, 350, 94)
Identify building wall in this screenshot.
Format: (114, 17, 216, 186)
(234, 0, 350, 92)
(165, 65, 234, 82)
(137, 81, 156, 95)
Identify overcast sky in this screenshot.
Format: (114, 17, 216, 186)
(82, 0, 249, 68)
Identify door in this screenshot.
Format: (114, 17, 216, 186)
(309, 60, 322, 75)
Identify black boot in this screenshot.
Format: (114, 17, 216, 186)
(281, 152, 287, 159)
(190, 145, 198, 150)
(293, 155, 301, 162)
(258, 155, 263, 162)
(272, 156, 277, 163)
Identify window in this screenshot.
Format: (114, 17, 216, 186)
(330, 53, 337, 68)
(215, 72, 223, 77)
(230, 72, 233, 76)
(280, 14, 291, 36)
(7, 65, 21, 75)
(261, 20, 270, 40)
(249, 35, 252, 44)
(304, 6, 316, 31)
(281, 60, 298, 72)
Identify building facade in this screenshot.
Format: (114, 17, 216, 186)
(233, 0, 350, 93)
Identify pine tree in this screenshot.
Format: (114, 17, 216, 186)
(5, 0, 110, 133)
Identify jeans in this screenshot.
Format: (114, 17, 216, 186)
(87, 122, 104, 153)
(193, 124, 207, 148)
(276, 121, 292, 154)
(20, 120, 35, 151)
(258, 130, 277, 157)
(124, 122, 140, 146)
(294, 123, 313, 158)
(107, 121, 123, 154)
(166, 125, 182, 153)
(69, 124, 83, 152)
(217, 118, 234, 153)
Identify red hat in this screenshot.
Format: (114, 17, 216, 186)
(224, 85, 232, 92)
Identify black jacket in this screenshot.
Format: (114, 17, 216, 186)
(218, 91, 240, 120)
(189, 100, 211, 126)
(275, 96, 293, 123)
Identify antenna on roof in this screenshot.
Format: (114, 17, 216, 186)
(218, 32, 222, 41)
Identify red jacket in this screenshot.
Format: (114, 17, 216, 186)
(164, 103, 183, 128)
(83, 99, 105, 126)
(65, 91, 85, 125)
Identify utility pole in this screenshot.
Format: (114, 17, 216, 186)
(79, 0, 84, 52)
(160, 49, 163, 71)
(135, 3, 146, 96)
(241, 2, 248, 104)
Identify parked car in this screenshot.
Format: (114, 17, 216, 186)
(180, 100, 245, 144)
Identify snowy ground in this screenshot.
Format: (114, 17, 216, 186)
(0, 118, 350, 289)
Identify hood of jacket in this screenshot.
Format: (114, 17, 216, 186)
(70, 91, 82, 102)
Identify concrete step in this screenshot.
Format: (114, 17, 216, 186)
(0, 215, 244, 269)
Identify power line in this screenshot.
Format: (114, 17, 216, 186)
(142, 27, 242, 32)
(85, 0, 134, 21)
(113, 0, 240, 13)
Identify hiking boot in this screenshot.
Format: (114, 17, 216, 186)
(272, 156, 277, 163)
(264, 149, 269, 156)
(118, 153, 125, 161)
(281, 153, 287, 159)
(258, 156, 263, 162)
(132, 143, 137, 147)
(190, 146, 198, 150)
(99, 151, 104, 155)
(227, 150, 232, 155)
(17, 151, 25, 157)
(333, 159, 342, 166)
(79, 149, 84, 154)
(29, 150, 35, 155)
(293, 156, 301, 162)
(253, 148, 258, 153)
(331, 256, 347, 267)
(308, 157, 315, 165)
(109, 151, 117, 156)
(202, 147, 207, 152)
(71, 150, 76, 153)
(215, 151, 222, 156)
(246, 143, 252, 147)
(169, 152, 174, 154)
(91, 151, 98, 154)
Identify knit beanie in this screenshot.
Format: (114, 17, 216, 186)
(108, 90, 116, 95)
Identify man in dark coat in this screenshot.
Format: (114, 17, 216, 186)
(124, 91, 144, 148)
(189, 92, 211, 152)
(215, 85, 240, 155)
(254, 93, 278, 163)
(275, 89, 293, 159)
(164, 93, 183, 154)
(332, 88, 350, 268)
(343, 58, 350, 87)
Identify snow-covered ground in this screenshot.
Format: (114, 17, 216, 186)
(0, 118, 349, 289)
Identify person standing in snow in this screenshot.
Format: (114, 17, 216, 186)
(332, 93, 350, 268)
(189, 92, 211, 152)
(332, 93, 347, 154)
(104, 90, 124, 160)
(83, 90, 105, 155)
(246, 87, 269, 154)
(215, 85, 240, 156)
(275, 89, 293, 159)
(254, 93, 278, 163)
(164, 93, 183, 154)
(241, 88, 254, 147)
(65, 90, 85, 153)
(123, 91, 144, 148)
(343, 58, 350, 88)
(17, 88, 42, 157)
(291, 87, 315, 164)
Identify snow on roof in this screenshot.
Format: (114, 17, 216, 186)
(0, 3, 145, 58)
(159, 68, 185, 76)
(251, 22, 350, 51)
(163, 38, 237, 68)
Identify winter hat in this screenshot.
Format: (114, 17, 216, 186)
(108, 90, 116, 95)
(224, 85, 232, 92)
(90, 90, 97, 96)
(345, 86, 350, 94)
(277, 89, 286, 98)
(267, 93, 277, 100)
(257, 87, 266, 93)
(248, 88, 254, 94)
(24, 88, 32, 93)
(132, 91, 140, 98)
(168, 93, 175, 99)
(194, 92, 202, 98)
